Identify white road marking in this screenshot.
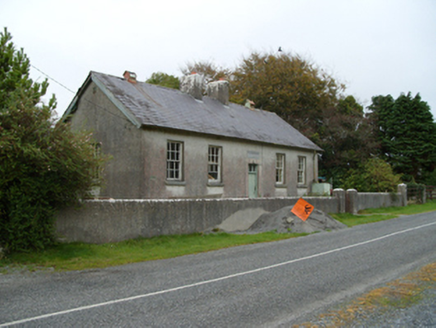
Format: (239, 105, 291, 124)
(2, 221, 436, 327)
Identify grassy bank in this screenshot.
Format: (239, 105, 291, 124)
(1, 201, 435, 272)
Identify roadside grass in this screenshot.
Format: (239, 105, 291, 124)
(0, 231, 308, 272)
(1, 200, 435, 272)
(331, 213, 398, 227)
(293, 262, 436, 328)
(331, 199, 436, 227)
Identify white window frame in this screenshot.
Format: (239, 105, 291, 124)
(275, 153, 285, 184)
(298, 156, 306, 185)
(208, 146, 222, 183)
(166, 141, 183, 181)
(92, 142, 102, 180)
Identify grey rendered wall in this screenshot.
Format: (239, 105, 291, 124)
(69, 82, 145, 198)
(345, 186, 406, 214)
(56, 197, 337, 243)
(357, 193, 402, 212)
(141, 129, 317, 199)
(56, 186, 407, 244)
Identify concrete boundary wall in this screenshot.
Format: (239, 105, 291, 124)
(342, 184, 407, 214)
(56, 185, 407, 243)
(56, 197, 336, 243)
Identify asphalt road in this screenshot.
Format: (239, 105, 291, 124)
(1, 212, 436, 327)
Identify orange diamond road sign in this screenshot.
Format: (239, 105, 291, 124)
(291, 198, 314, 221)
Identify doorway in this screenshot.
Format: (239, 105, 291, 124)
(248, 164, 258, 198)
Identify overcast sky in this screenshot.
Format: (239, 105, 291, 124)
(1, 0, 435, 119)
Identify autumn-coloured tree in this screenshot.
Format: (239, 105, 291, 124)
(230, 51, 344, 137)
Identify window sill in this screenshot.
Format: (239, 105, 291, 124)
(165, 180, 186, 186)
(275, 184, 287, 188)
(297, 184, 308, 188)
(207, 182, 224, 187)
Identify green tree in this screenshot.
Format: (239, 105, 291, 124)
(337, 95, 364, 115)
(315, 97, 379, 187)
(341, 158, 402, 192)
(368, 92, 436, 182)
(146, 72, 180, 89)
(0, 28, 105, 252)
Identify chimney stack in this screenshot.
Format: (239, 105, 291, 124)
(123, 71, 137, 84)
(207, 79, 229, 106)
(180, 73, 204, 100)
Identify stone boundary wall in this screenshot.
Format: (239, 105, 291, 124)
(56, 185, 407, 243)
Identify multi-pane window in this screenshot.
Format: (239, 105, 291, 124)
(167, 141, 183, 180)
(208, 146, 222, 182)
(276, 153, 285, 184)
(298, 156, 306, 185)
(92, 143, 102, 180)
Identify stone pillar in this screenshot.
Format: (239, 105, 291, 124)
(398, 184, 407, 207)
(422, 185, 427, 204)
(333, 188, 345, 213)
(346, 189, 358, 214)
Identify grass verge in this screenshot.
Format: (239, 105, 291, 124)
(1, 200, 435, 272)
(331, 200, 436, 227)
(0, 231, 308, 272)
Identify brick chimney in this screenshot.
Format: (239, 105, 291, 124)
(180, 73, 203, 100)
(207, 79, 229, 106)
(123, 71, 137, 84)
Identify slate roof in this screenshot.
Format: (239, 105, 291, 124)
(67, 71, 322, 151)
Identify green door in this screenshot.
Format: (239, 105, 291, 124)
(248, 164, 258, 198)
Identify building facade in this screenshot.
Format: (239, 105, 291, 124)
(63, 71, 322, 199)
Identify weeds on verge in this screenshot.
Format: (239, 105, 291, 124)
(292, 262, 436, 327)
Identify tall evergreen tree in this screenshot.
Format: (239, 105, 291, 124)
(368, 92, 436, 182)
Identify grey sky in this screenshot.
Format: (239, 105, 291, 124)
(1, 0, 435, 118)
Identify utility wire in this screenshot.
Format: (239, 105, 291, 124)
(31, 64, 75, 94)
(31, 64, 132, 124)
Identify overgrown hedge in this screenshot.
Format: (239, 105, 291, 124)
(0, 28, 105, 252)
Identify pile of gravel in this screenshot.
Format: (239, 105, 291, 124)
(246, 206, 347, 234)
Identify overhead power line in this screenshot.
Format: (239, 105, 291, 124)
(31, 64, 75, 94)
(31, 64, 131, 124)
